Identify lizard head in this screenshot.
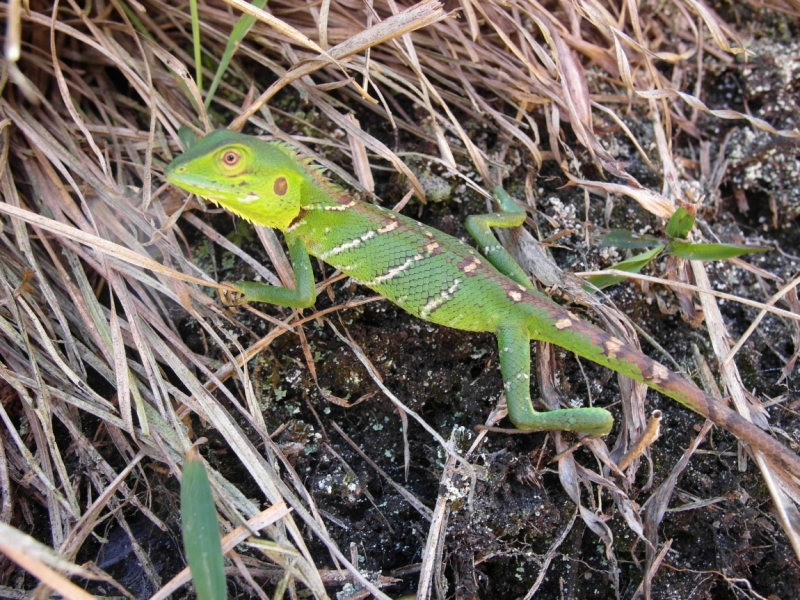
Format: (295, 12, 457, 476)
(165, 129, 306, 230)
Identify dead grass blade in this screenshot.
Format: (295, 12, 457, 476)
(0, 200, 226, 293)
(0, 523, 97, 600)
(229, 0, 448, 130)
(152, 503, 292, 600)
(416, 430, 458, 600)
(691, 261, 800, 555)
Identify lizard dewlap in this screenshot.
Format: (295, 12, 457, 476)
(166, 130, 800, 477)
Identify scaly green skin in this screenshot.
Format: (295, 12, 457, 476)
(165, 130, 800, 478)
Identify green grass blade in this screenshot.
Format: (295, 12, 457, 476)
(205, 0, 269, 109)
(115, 1, 155, 42)
(587, 245, 664, 290)
(189, 0, 203, 91)
(667, 241, 770, 261)
(599, 229, 662, 249)
(182, 445, 227, 600)
(665, 207, 695, 239)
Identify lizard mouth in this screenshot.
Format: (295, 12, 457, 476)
(164, 165, 231, 202)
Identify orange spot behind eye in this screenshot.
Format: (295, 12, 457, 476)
(274, 176, 288, 196)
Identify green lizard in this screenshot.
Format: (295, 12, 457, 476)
(165, 129, 800, 479)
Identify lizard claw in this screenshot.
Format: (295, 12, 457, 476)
(219, 285, 246, 307)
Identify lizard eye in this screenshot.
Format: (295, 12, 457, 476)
(221, 150, 241, 166)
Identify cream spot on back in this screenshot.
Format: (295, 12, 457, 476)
(604, 336, 625, 360)
(508, 290, 523, 302)
(378, 220, 399, 233)
(648, 362, 671, 384)
(459, 256, 482, 275)
(555, 318, 573, 330)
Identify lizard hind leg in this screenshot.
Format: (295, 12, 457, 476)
(496, 326, 614, 436)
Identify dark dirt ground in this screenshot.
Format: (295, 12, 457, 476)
(152, 16, 800, 599)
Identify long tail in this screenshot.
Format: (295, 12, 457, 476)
(525, 299, 800, 480)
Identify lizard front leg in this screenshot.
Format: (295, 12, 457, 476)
(221, 235, 317, 308)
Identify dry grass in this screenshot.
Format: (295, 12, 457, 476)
(0, 0, 799, 598)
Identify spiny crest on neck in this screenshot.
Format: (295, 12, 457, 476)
(268, 140, 347, 199)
